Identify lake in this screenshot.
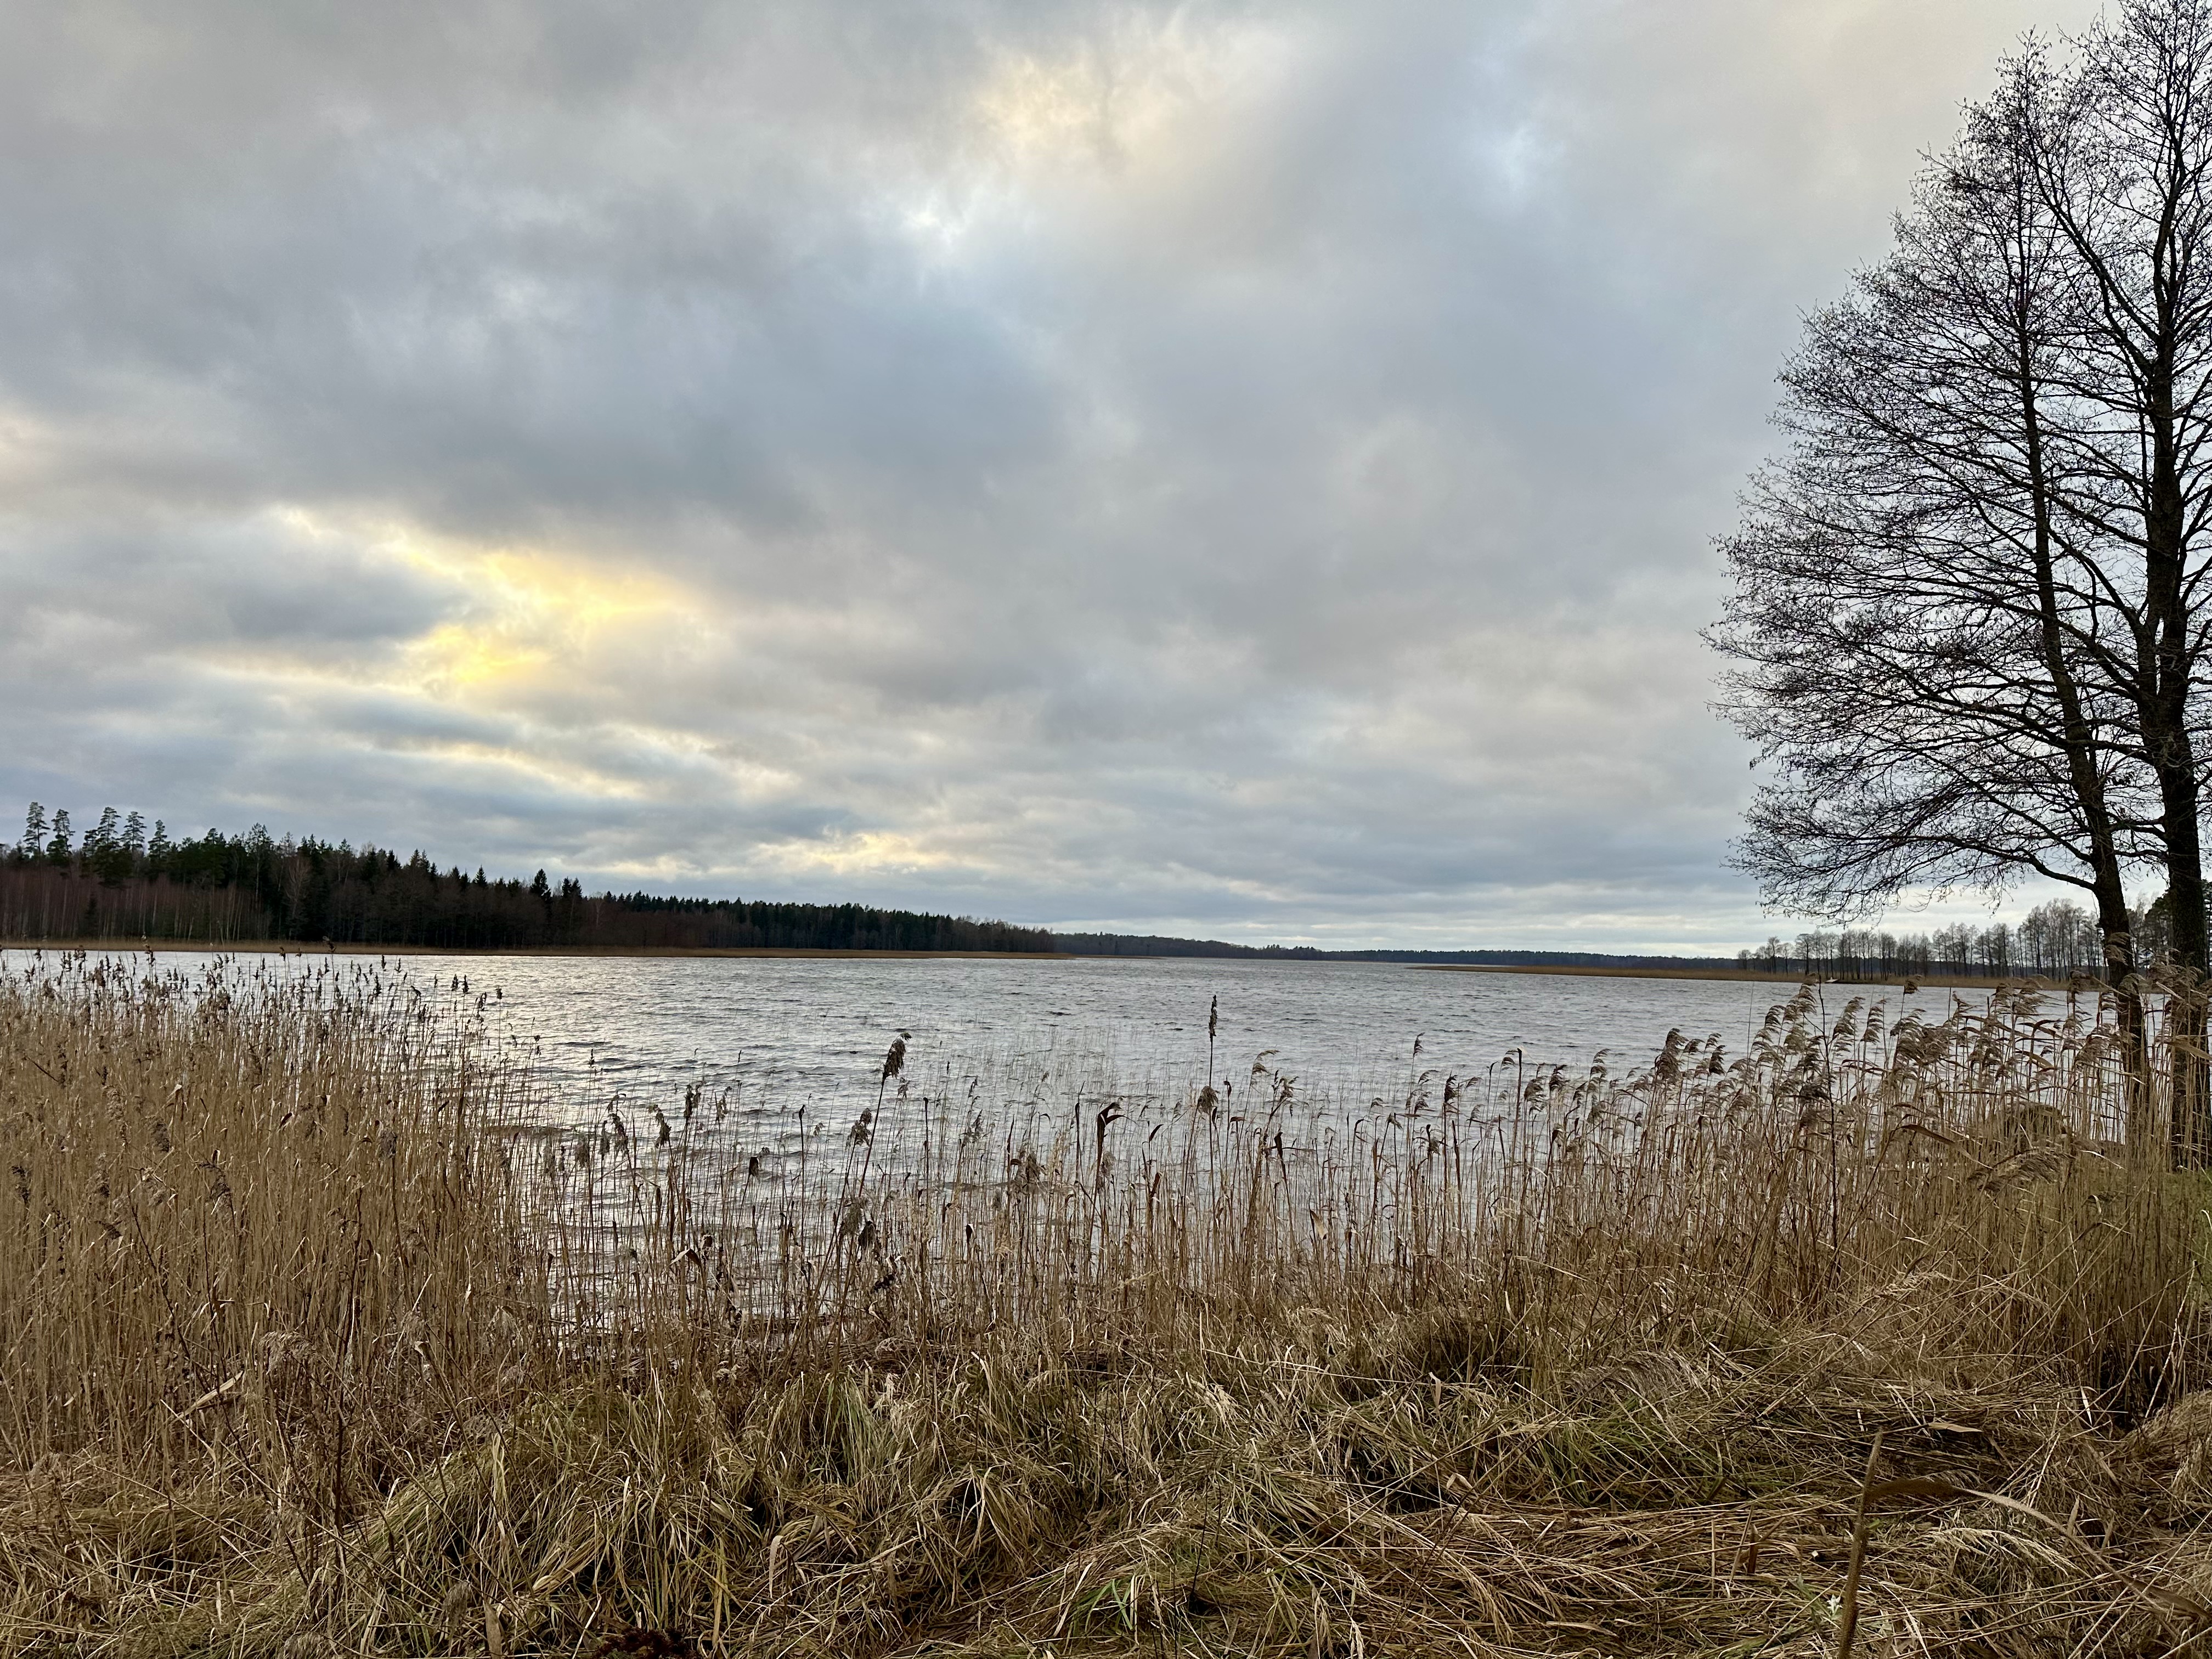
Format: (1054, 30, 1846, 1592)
(12, 948, 2004, 1147)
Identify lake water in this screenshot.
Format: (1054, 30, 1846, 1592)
(13, 948, 2001, 1145)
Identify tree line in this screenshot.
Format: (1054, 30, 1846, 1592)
(0, 804, 1053, 954)
(1713, 0, 2212, 1155)
(1734, 899, 2144, 980)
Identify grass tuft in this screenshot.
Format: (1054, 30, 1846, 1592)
(4, 957, 2211, 1654)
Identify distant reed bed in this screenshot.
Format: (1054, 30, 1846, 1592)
(4, 953, 2211, 1656)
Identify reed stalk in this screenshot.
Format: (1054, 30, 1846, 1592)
(3, 956, 2209, 1655)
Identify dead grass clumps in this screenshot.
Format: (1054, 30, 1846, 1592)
(4, 958, 2212, 1655)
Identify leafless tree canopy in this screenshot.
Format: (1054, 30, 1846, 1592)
(1713, 1, 2212, 1150)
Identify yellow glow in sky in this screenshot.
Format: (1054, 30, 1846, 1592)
(412, 551, 679, 689)
(967, 19, 1288, 181)
(279, 506, 692, 695)
(757, 828, 961, 878)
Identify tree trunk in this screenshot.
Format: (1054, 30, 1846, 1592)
(2016, 321, 2153, 1135)
(2155, 752, 2210, 1159)
(2145, 354, 2209, 1161)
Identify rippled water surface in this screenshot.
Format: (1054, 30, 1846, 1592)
(19, 949, 1993, 1136)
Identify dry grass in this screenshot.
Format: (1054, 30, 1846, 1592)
(4, 955, 2211, 1656)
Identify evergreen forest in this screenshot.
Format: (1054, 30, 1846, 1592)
(0, 804, 1053, 953)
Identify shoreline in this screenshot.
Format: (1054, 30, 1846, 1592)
(0, 938, 1077, 961)
(0, 940, 2101, 989)
(1413, 962, 2076, 990)
(2, 936, 2183, 1655)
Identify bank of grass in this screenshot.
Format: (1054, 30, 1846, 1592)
(4, 955, 2212, 1656)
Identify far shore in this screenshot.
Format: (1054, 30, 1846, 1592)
(0, 941, 2108, 990)
(0, 938, 1077, 961)
(1416, 962, 2079, 990)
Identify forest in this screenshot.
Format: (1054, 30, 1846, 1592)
(0, 804, 1054, 953)
(1731, 898, 2163, 981)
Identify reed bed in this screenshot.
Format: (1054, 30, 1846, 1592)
(3, 954, 2211, 1656)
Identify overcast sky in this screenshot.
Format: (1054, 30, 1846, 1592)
(0, 0, 2104, 950)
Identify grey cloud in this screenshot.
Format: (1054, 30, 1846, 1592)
(0, 0, 2109, 948)
(58, 524, 450, 644)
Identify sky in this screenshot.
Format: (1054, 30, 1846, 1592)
(0, 0, 2106, 952)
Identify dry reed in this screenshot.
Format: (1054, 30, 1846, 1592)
(3, 955, 2211, 1656)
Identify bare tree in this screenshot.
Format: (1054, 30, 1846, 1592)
(2019, 1, 2212, 1153)
(1718, 3, 2212, 1159)
(1711, 65, 2158, 1119)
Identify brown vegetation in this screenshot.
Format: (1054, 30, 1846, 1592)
(4, 957, 2211, 1655)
